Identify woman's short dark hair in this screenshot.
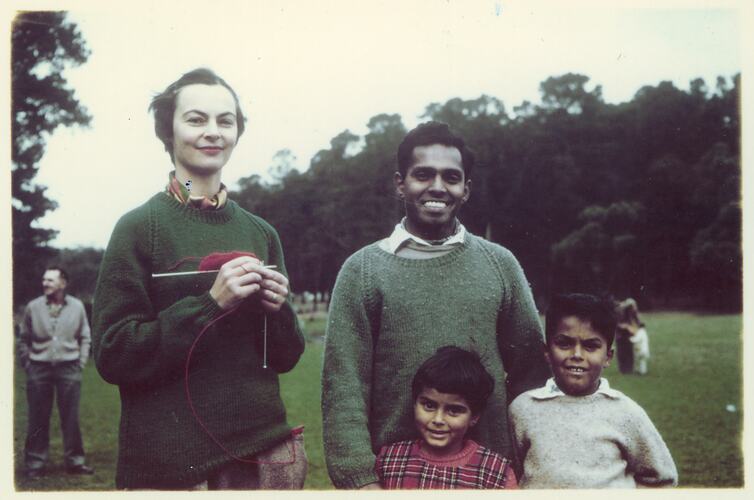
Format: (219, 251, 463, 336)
(396, 121, 475, 179)
(411, 346, 494, 415)
(149, 68, 246, 163)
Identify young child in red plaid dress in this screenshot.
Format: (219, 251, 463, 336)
(374, 346, 518, 489)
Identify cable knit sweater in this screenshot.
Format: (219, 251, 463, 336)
(509, 378, 678, 488)
(321, 235, 550, 488)
(92, 193, 304, 488)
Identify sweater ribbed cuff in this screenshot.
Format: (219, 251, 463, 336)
(345, 471, 380, 490)
(198, 291, 226, 322)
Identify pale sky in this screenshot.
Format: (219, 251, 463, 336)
(7, 0, 746, 248)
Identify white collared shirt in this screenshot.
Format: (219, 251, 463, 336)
(378, 218, 467, 255)
(528, 377, 621, 400)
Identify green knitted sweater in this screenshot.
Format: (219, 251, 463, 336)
(321, 235, 551, 488)
(92, 193, 304, 488)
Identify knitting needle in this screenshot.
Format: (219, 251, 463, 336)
(263, 314, 268, 369)
(152, 265, 277, 278)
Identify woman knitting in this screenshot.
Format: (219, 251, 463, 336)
(92, 68, 306, 490)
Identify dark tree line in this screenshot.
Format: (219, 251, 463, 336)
(10, 11, 739, 312)
(12, 11, 91, 307)
(232, 73, 741, 311)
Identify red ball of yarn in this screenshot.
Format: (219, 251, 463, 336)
(198, 251, 259, 271)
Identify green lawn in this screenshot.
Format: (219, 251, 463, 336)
(14, 312, 742, 490)
(601, 312, 743, 487)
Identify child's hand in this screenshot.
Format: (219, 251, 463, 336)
(617, 321, 639, 335)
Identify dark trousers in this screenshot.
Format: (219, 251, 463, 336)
(24, 360, 86, 470)
(615, 334, 635, 374)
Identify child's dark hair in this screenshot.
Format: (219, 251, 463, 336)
(545, 293, 617, 348)
(411, 346, 494, 415)
(396, 121, 475, 178)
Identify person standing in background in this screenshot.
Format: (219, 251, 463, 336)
(17, 266, 94, 479)
(615, 298, 650, 375)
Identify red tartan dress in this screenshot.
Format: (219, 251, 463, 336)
(375, 439, 517, 489)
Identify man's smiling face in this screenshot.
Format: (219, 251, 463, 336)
(395, 144, 470, 241)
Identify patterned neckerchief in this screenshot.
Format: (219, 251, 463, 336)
(166, 171, 228, 210)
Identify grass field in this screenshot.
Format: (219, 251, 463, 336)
(13, 312, 742, 490)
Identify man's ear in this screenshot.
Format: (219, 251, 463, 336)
(470, 415, 480, 427)
(394, 171, 405, 198)
(462, 179, 472, 204)
(604, 348, 614, 367)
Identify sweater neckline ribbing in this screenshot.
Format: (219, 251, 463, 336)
(371, 234, 478, 268)
(154, 192, 236, 224)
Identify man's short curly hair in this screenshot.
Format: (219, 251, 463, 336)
(396, 121, 475, 178)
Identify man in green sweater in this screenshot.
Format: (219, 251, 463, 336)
(321, 121, 551, 489)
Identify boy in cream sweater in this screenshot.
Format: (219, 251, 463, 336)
(509, 293, 677, 488)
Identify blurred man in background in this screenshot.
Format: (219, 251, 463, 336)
(17, 266, 94, 479)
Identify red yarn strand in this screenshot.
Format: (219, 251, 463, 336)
(183, 308, 296, 465)
(169, 250, 294, 464)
